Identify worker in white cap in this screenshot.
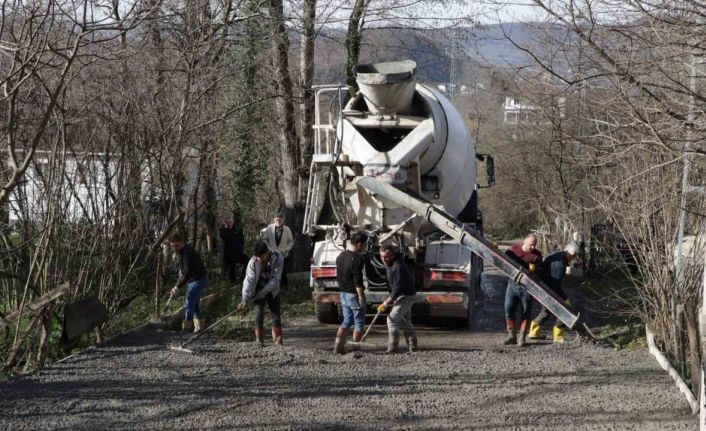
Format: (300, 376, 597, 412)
(528, 242, 580, 343)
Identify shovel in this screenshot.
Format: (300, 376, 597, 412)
(152, 290, 177, 325)
(348, 309, 384, 351)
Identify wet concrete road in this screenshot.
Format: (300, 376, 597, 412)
(0, 271, 696, 430)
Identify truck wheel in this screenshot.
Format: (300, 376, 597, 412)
(315, 301, 339, 324)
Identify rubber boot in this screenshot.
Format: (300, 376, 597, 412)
(386, 333, 400, 354)
(182, 320, 194, 332)
(272, 325, 284, 346)
(333, 327, 348, 354)
(517, 320, 530, 347)
(528, 321, 545, 340)
(503, 319, 517, 345)
(553, 326, 565, 344)
(193, 318, 203, 334)
(333, 337, 346, 354)
(352, 330, 363, 342)
(405, 335, 418, 353)
(254, 328, 265, 347)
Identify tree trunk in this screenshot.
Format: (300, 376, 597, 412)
(35, 304, 53, 367)
(345, 0, 370, 89)
(299, 0, 317, 192)
(230, 0, 262, 225)
(155, 252, 163, 318)
(202, 147, 218, 254)
(685, 305, 701, 396)
(267, 0, 300, 209)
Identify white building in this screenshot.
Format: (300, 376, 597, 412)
(503, 96, 538, 124)
(8, 151, 118, 224)
(504, 95, 566, 124)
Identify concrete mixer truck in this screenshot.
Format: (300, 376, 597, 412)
(304, 60, 579, 329)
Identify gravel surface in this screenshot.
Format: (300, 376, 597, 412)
(0, 271, 696, 430)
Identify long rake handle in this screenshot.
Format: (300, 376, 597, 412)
(360, 310, 383, 343)
(178, 306, 244, 348)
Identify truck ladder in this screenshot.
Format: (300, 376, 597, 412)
(303, 85, 350, 235)
(357, 176, 580, 329)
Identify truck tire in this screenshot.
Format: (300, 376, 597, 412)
(315, 301, 339, 324)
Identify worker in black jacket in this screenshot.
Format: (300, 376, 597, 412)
(529, 242, 579, 343)
(169, 233, 208, 333)
(219, 214, 248, 283)
(333, 232, 368, 354)
(377, 244, 417, 353)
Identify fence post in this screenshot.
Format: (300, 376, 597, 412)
(699, 257, 706, 431)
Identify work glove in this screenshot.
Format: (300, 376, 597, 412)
(528, 263, 536, 273)
(377, 303, 387, 313)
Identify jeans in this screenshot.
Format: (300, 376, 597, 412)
(185, 277, 207, 320)
(254, 292, 282, 329)
(340, 292, 366, 332)
(504, 281, 532, 323)
(387, 295, 416, 339)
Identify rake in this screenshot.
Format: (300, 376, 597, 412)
(347, 309, 384, 351)
(168, 306, 244, 354)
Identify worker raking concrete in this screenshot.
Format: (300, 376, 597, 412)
(378, 245, 417, 354)
(237, 241, 285, 346)
(503, 233, 543, 346)
(529, 242, 579, 343)
(169, 233, 208, 333)
(333, 232, 368, 354)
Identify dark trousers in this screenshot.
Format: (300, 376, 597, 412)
(223, 250, 249, 283)
(534, 286, 568, 329)
(280, 257, 289, 287)
(505, 281, 532, 324)
(253, 292, 282, 329)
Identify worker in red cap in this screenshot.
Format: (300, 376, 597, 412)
(503, 233, 543, 346)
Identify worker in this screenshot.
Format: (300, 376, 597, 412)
(529, 242, 579, 343)
(219, 213, 248, 283)
(237, 241, 285, 346)
(169, 232, 208, 333)
(333, 232, 368, 354)
(378, 244, 417, 354)
(503, 233, 543, 346)
(260, 210, 294, 287)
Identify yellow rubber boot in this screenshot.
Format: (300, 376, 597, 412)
(553, 326, 565, 344)
(528, 321, 543, 339)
